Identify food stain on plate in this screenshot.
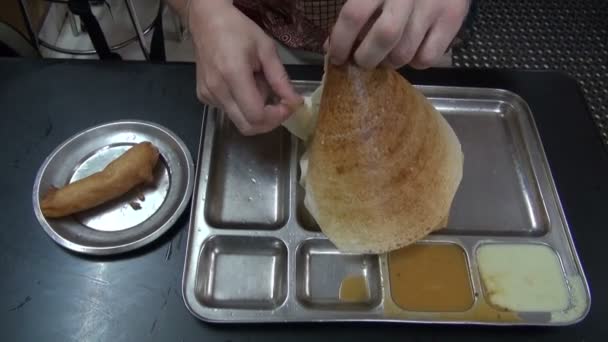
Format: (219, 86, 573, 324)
(388, 243, 474, 312)
(339, 274, 370, 303)
(477, 243, 570, 313)
(439, 298, 520, 322)
(551, 275, 589, 323)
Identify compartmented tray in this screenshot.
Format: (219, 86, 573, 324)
(182, 81, 590, 325)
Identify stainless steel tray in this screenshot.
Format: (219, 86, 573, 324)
(182, 81, 591, 325)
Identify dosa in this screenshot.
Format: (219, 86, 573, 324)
(287, 62, 463, 254)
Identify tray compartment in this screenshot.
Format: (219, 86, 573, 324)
(204, 115, 291, 229)
(195, 235, 288, 309)
(475, 242, 570, 313)
(295, 239, 381, 310)
(387, 242, 475, 312)
(439, 99, 549, 236)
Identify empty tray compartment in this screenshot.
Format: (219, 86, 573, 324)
(205, 115, 291, 229)
(437, 95, 549, 236)
(195, 235, 288, 309)
(296, 239, 381, 310)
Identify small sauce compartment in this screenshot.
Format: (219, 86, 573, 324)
(194, 235, 288, 310)
(476, 243, 570, 313)
(204, 115, 291, 229)
(296, 239, 381, 310)
(388, 243, 474, 312)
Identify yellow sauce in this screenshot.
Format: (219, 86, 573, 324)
(477, 244, 570, 312)
(388, 244, 474, 312)
(339, 275, 370, 303)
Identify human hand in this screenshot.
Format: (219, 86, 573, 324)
(188, 0, 302, 135)
(328, 0, 470, 69)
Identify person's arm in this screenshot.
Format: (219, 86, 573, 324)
(165, 0, 302, 136)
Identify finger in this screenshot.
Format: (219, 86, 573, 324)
(195, 65, 219, 107)
(408, 27, 450, 70)
(254, 72, 272, 105)
(383, 1, 436, 69)
(409, 9, 464, 70)
(254, 74, 295, 130)
(354, 0, 413, 69)
(258, 42, 302, 107)
(196, 81, 216, 107)
(223, 63, 269, 126)
(224, 68, 285, 135)
(206, 72, 253, 134)
(254, 74, 294, 132)
(329, 0, 384, 65)
(233, 71, 291, 133)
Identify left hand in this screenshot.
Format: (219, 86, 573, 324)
(328, 0, 470, 69)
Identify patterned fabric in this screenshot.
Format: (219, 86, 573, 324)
(233, 0, 347, 53)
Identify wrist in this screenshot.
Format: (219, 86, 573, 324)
(187, 0, 234, 31)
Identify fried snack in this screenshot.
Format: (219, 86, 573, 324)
(302, 62, 464, 254)
(41, 142, 160, 218)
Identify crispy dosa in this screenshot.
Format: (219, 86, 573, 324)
(301, 62, 464, 254)
(41, 142, 160, 218)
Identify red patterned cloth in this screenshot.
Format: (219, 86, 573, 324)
(233, 0, 346, 53)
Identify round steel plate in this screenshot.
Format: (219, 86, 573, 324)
(32, 120, 194, 255)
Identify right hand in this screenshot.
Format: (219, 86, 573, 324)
(188, 0, 302, 135)
(328, 0, 470, 69)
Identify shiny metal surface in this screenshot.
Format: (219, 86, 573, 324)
(296, 239, 382, 310)
(204, 118, 290, 229)
(33, 120, 194, 255)
(125, 0, 150, 60)
(182, 82, 590, 325)
(195, 235, 288, 310)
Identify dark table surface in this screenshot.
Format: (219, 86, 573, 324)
(1, 57, 607, 341)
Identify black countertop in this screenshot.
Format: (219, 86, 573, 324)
(1, 57, 607, 341)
